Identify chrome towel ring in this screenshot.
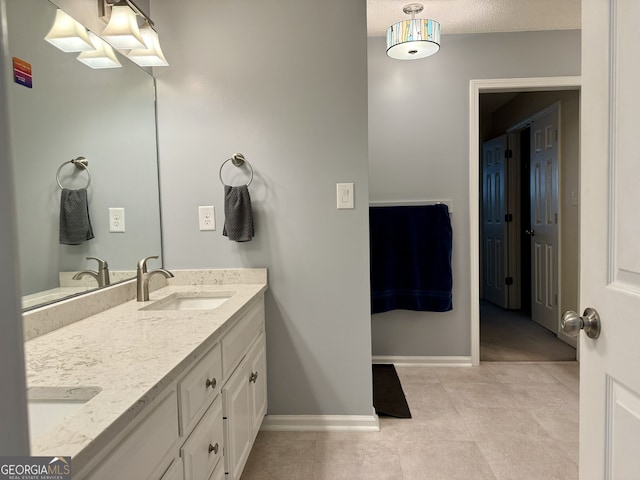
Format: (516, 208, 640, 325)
(56, 157, 91, 190)
(219, 153, 253, 187)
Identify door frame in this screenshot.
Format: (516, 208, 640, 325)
(469, 76, 581, 366)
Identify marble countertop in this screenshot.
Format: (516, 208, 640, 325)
(23, 270, 267, 473)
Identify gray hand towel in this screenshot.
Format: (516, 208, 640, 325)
(223, 185, 254, 242)
(59, 188, 94, 245)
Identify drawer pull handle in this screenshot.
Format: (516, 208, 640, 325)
(205, 378, 217, 389)
(208, 443, 219, 455)
(249, 371, 259, 384)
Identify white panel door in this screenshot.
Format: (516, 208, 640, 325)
(530, 110, 559, 333)
(482, 135, 509, 308)
(579, 0, 640, 478)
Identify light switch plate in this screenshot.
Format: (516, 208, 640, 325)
(109, 207, 125, 233)
(336, 183, 354, 209)
(198, 206, 215, 231)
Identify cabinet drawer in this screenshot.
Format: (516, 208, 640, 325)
(89, 390, 178, 480)
(178, 342, 222, 435)
(222, 300, 264, 380)
(181, 396, 224, 480)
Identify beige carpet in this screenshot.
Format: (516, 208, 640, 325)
(480, 301, 576, 361)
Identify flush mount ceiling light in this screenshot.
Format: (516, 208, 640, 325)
(386, 3, 440, 60)
(44, 9, 95, 52)
(100, 0, 146, 50)
(77, 32, 122, 69)
(127, 21, 169, 67)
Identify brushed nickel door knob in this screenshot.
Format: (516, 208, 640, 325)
(561, 307, 601, 339)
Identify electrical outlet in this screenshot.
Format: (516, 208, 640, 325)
(109, 207, 125, 233)
(198, 206, 215, 231)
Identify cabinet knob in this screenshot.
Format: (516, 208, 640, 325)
(205, 378, 217, 389)
(249, 371, 259, 384)
(208, 443, 219, 455)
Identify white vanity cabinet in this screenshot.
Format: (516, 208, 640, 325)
(223, 332, 267, 480)
(83, 295, 266, 480)
(180, 296, 266, 480)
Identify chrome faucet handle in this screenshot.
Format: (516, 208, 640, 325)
(137, 255, 159, 274)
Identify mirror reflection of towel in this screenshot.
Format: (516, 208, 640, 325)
(59, 188, 94, 245)
(223, 185, 254, 242)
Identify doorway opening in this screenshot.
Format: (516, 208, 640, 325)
(469, 77, 582, 366)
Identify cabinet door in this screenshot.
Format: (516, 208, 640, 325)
(249, 333, 267, 436)
(222, 357, 252, 480)
(160, 458, 184, 480)
(89, 390, 178, 480)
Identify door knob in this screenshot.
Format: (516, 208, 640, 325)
(561, 307, 601, 339)
(525, 229, 535, 236)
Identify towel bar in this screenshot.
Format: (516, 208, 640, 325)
(56, 157, 91, 190)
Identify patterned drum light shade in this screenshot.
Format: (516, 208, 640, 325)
(386, 4, 441, 60)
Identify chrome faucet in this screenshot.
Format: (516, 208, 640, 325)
(73, 256, 111, 287)
(136, 255, 173, 302)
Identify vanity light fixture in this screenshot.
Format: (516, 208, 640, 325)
(77, 32, 122, 69)
(127, 21, 169, 67)
(386, 3, 440, 60)
(44, 9, 95, 53)
(100, 0, 146, 50)
(99, 0, 169, 66)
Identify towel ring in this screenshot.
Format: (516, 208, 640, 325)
(57, 157, 91, 190)
(219, 153, 254, 187)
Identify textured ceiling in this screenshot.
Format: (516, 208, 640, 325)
(367, 0, 581, 37)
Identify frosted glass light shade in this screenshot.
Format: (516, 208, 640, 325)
(386, 18, 440, 60)
(44, 9, 94, 52)
(127, 23, 169, 67)
(101, 2, 146, 50)
(77, 32, 122, 69)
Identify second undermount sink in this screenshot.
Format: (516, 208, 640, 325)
(141, 292, 234, 311)
(27, 386, 101, 439)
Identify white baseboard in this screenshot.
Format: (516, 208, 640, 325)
(260, 413, 380, 432)
(372, 355, 473, 367)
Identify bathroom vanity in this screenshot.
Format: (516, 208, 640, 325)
(23, 269, 268, 480)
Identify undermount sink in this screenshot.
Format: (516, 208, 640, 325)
(27, 386, 101, 439)
(141, 292, 234, 311)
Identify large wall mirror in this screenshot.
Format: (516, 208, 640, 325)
(6, 0, 162, 310)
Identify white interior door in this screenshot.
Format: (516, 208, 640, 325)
(578, 0, 640, 478)
(530, 110, 559, 333)
(482, 135, 509, 308)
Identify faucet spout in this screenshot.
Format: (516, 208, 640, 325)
(73, 270, 99, 284)
(136, 256, 173, 301)
(73, 257, 111, 287)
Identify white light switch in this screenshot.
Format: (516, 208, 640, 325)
(198, 206, 216, 231)
(109, 208, 125, 233)
(336, 183, 354, 209)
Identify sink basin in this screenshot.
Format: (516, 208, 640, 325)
(141, 292, 234, 311)
(27, 386, 101, 438)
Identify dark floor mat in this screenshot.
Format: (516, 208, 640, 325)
(372, 364, 412, 418)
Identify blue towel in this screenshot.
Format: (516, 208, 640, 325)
(369, 204, 452, 314)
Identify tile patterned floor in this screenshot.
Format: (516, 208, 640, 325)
(240, 362, 579, 480)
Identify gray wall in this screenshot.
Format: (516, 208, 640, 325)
(153, 0, 372, 415)
(0, 0, 29, 454)
(368, 31, 581, 356)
